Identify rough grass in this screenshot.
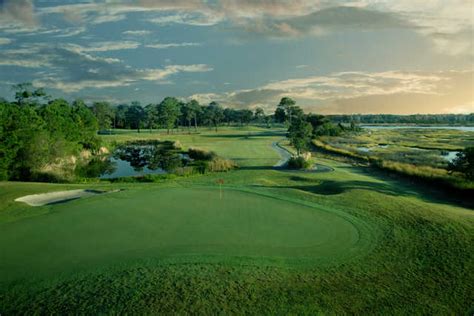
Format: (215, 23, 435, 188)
(0, 126, 473, 314)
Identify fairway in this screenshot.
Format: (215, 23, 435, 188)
(0, 187, 373, 283)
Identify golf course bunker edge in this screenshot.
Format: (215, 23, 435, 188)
(14, 189, 121, 206)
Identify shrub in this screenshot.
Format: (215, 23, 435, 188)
(192, 157, 237, 174)
(207, 157, 237, 172)
(448, 147, 474, 180)
(287, 156, 311, 169)
(173, 166, 195, 177)
(188, 148, 216, 161)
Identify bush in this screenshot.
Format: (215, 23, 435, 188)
(207, 157, 237, 172)
(173, 166, 195, 177)
(188, 148, 216, 161)
(287, 156, 311, 169)
(192, 157, 237, 174)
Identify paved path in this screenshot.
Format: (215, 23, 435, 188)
(272, 141, 292, 167)
(271, 140, 334, 173)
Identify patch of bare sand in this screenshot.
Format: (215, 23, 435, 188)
(15, 189, 119, 206)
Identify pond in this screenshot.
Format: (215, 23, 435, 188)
(441, 151, 460, 163)
(357, 147, 371, 153)
(77, 141, 190, 179)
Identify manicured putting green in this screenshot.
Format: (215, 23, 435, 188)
(0, 187, 374, 282)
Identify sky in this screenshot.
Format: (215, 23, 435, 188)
(0, 0, 472, 114)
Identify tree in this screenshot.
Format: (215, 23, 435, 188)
(188, 99, 201, 131)
(287, 115, 313, 156)
(277, 97, 296, 124)
(254, 107, 265, 123)
(206, 101, 224, 132)
(0, 100, 43, 179)
(145, 104, 158, 133)
(240, 109, 253, 125)
(92, 102, 114, 132)
(223, 108, 237, 126)
(126, 101, 146, 133)
(448, 147, 474, 180)
(72, 99, 99, 150)
(114, 104, 130, 129)
(274, 107, 286, 123)
(157, 97, 180, 134)
(182, 100, 200, 133)
(12, 82, 49, 106)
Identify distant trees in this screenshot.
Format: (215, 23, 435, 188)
(448, 147, 474, 180)
(205, 101, 224, 132)
(157, 97, 180, 134)
(92, 102, 114, 132)
(70, 97, 278, 134)
(145, 104, 158, 132)
(182, 99, 201, 132)
(329, 114, 474, 125)
(254, 107, 265, 123)
(126, 101, 146, 133)
(240, 109, 253, 125)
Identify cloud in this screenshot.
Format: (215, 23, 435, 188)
(189, 70, 473, 114)
(0, 45, 51, 68)
(147, 13, 221, 26)
(92, 13, 126, 25)
(28, 46, 212, 92)
(0, 37, 12, 45)
(65, 41, 141, 52)
(227, 5, 410, 38)
(0, 0, 36, 26)
(123, 30, 152, 36)
(29, 1, 472, 55)
(145, 42, 201, 49)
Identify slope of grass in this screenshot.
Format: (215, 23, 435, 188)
(0, 127, 473, 314)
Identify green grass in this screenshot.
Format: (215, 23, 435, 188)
(0, 126, 473, 314)
(0, 187, 375, 282)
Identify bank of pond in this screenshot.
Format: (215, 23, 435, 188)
(76, 140, 236, 181)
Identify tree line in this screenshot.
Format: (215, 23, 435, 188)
(329, 114, 474, 125)
(92, 98, 271, 134)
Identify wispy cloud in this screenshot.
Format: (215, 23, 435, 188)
(123, 30, 152, 36)
(0, 37, 12, 45)
(65, 41, 141, 53)
(145, 42, 201, 49)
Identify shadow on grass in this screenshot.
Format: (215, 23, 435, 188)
(285, 165, 474, 208)
(239, 166, 275, 170)
(202, 131, 285, 139)
(253, 179, 402, 196)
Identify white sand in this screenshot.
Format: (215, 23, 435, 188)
(15, 189, 107, 206)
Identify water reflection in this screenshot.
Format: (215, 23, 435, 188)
(78, 141, 189, 179)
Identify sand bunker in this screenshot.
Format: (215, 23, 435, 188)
(15, 189, 116, 206)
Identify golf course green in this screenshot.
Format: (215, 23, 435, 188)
(0, 127, 472, 314)
(0, 187, 374, 283)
